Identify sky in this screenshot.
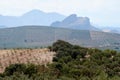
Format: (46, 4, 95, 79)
(0, 0, 120, 27)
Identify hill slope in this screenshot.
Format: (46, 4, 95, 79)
(0, 26, 120, 50)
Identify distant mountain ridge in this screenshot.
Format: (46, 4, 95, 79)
(0, 26, 120, 51)
(0, 10, 100, 31)
(0, 10, 65, 27)
(51, 14, 99, 31)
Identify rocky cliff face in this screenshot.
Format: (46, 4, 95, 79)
(51, 14, 98, 31)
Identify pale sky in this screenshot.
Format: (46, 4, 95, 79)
(0, 0, 120, 27)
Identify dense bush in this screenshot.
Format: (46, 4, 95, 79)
(50, 40, 120, 79)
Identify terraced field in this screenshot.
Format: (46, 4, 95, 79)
(0, 48, 55, 73)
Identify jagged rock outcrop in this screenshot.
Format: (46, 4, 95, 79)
(51, 14, 99, 30)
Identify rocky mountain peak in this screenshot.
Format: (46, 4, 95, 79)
(51, 14, 97, 30)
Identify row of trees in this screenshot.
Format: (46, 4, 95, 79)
(0, 40, 120, 80)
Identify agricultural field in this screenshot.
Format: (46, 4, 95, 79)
(0, 48, 55, 73)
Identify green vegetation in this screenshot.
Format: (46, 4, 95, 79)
(0, 40, 120, 80)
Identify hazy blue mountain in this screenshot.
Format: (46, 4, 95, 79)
(51, 14, 99, 31)
(0, 26, 120, 51)
(0, 10, 65, 27)
(0, 25, 6, 28)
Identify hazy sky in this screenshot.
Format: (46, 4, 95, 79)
(0, 0, 119, 27)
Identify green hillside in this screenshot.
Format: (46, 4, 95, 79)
(0, 26, 120, 50)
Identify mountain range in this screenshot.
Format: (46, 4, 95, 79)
(0, 26, 120, 51)
(0, 9, 120, 34)
(0, 10, 65, 27)
(0, 9, 100, 31)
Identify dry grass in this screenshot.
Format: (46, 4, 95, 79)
(0, 48, 55, 73)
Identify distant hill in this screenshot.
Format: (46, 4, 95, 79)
(0, 10, 65, 27)
(0, 26, 120, 51)
(0, 25, 6, 28)
(101, 27, 120, 34)
(51, 14, 99, 31)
